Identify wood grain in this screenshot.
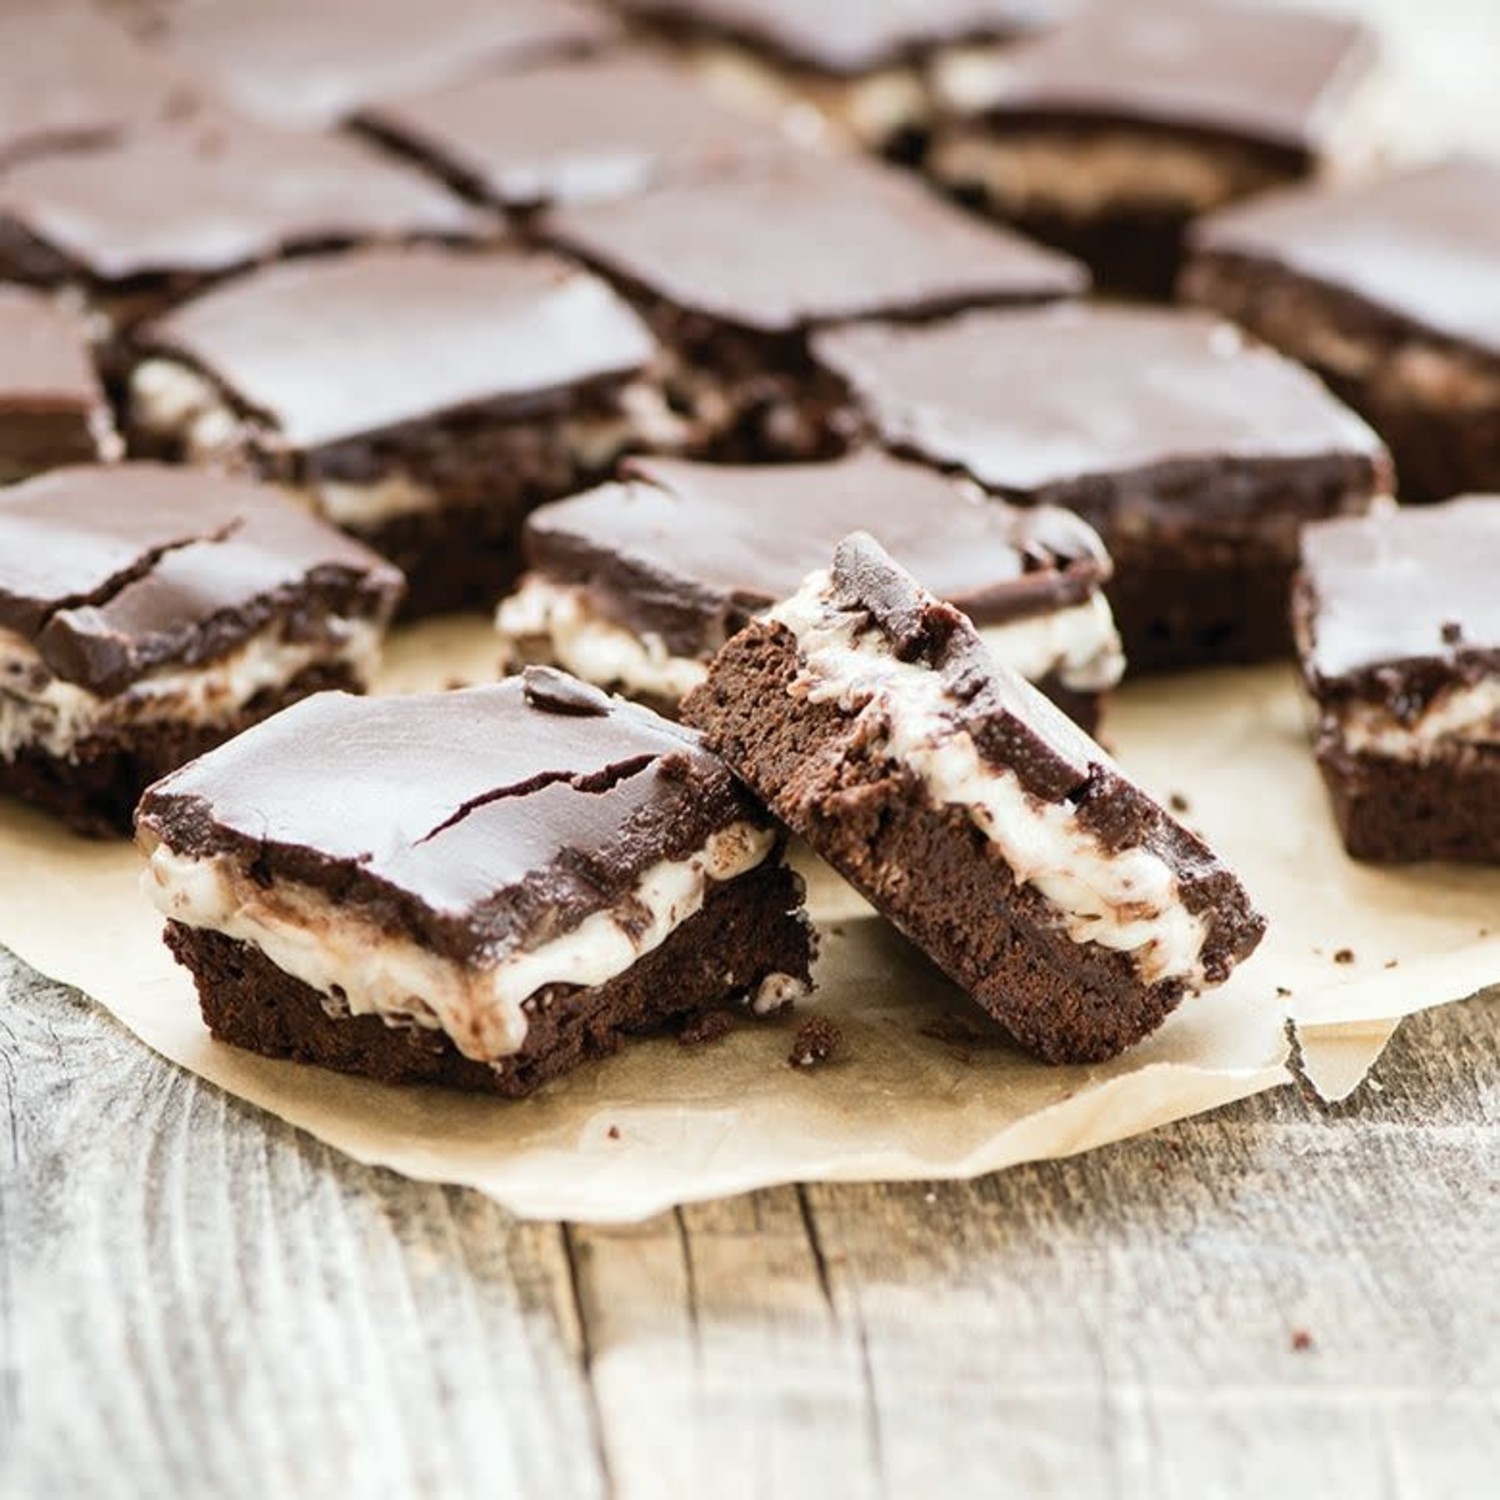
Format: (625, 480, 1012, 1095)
(3, 948, 1495, 1498)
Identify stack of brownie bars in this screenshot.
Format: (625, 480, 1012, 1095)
(3, 0, 1496, 1097)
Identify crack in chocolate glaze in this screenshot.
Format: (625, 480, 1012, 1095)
(413, 754, 660, 848)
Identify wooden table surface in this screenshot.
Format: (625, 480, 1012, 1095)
(3, 945, 1495, 1498)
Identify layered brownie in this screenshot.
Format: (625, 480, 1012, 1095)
(683, 535, 1266, 1063)
(137, 669, 816, 1095)
(929, 0, 1376, 297)
(0, 6, 189, 166)
(1294, 499, 1500, 864)
(498, 451, 1123, 728)
(160, 0, 618, 128)
(545, 154, 1085, 461)
(0, 462, 403, 836)
(126, 244, 662, 615)
(0, 116, 493, 348)
(0, 287, 121, 484)
(1183, 157, 1500, 503)
(814, 304, 1391, 671)
(616, 0, 1061, 155)
(357, 51, 801, 213)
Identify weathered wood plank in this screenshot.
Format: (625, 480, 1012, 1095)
(3, 966, 1497, 1499)
(0, 951, 603, 1500)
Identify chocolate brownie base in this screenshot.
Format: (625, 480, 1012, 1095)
(685, 623, 1189, 1062)
(1, 662, 357, 838)
(0, 411, 105, 484)
(1182, 253, 1500, 503)
(1104, 530, 1294, 672)
(1314, 742, 1500, 865)
(167, 861, 814, 1095)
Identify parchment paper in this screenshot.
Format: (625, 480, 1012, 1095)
(2, 619, 1496, 1221)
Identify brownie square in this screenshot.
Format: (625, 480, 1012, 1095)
(0, 115, 494, 348)
(0, 287, 121, 484)
(814, 303, 1392, 672)
(126, 244, 660, 616)
(683, 535, 1266, 1063)
(357, 51, 801, 212)
(928, 0, 1376, 297)
(137, 670, 815, 1095)
(1183, 156, 1500, 504)
(1294, 498, 1500, 864)
(497, 449, 1122, 729)
(545, 153, 1085, 462)
(160, 0, 618, 128)
(0, 6, 190, 166)
(0, 462, 403, 836)
(615, 0, 1059, 153)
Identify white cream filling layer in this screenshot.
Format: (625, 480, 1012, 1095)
(1335, 678, 1500, 760)
(928, 129, 1278, 218)
(772, 573, 1208, 986)
(0, 619, 382, 762)
(688, 41, 929, 146)
(142, 821, 783, 1064)
(498, 576, 1125, 705)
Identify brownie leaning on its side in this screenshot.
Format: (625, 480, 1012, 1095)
(683, 534, 1267, 1063)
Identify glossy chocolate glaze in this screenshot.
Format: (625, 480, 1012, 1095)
(1191, 157, 1500, 365)
(0, 462, 403, 694)
(0, 115, 491, 284)
(161, 0, 618, 128)
(959, 0, 1375, 157)
(1299, 497, 1500, 687)
(138, 244, 656, 451)
(814, 303, 1388, 501)
(545, 153, 1085, 336)
(522, 450, 1110, 655)
(359, 51, 799, 210)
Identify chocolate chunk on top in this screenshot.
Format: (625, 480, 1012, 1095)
(952, 0, 1375, 159)
(1192, 156, 1500, 364)
(0, 462, 403, 695)
(1299, 498, 1500, 685)
(523, 450, 1110, 648)
(138, 679, 767, 963)
(545, 153, 1086, 335)
(815, 303, 1387, 496)
(137, 244, 656, 452)
(616, 0, 1060, 75)
(0, 6, 192, 164)
(0, 115, 493, 286)
(160, 0, 619, 128)
(358, 51, 801, 210)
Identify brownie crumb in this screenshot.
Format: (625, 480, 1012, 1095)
(788, 1017, 842, 1069)
(1276, 986, 1293, 999)
(1333, 948, 1355, 965)
(678, 1009, 737, 1048)
(1442, 621, 1464, 646)
(1384, 959, 1399, 970)
(1291, 1330, 1314, 1353)
(606, 1125, 620, 1141)
(1169, 792, 1191, 814)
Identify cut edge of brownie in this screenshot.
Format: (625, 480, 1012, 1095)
(166, 859, 816, 1096)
